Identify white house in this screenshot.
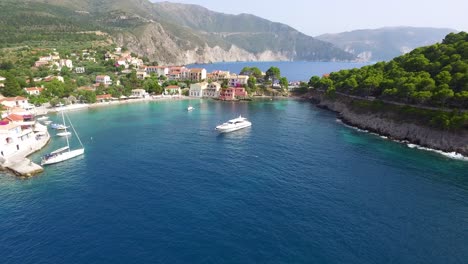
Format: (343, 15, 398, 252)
(0, 97, 30, 109)
(24, 87, 44, 96)
(0, 122, 36, 158)
(189, 82, 208, 97)
(136, 70, 148, 80)
(203, 82, 222, 98)
(131, 89, 148, 98)
(75, 67, 85, 74)
(95, 75, 112, 85)
(116, 57, 128, 68)
(59, 59, 73, 69)
(0, 76, 5, 88)
(165, 85, 181, 96)
(229, 74, 249, 87)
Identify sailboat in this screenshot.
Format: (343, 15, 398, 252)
(41, 110, 85, 166)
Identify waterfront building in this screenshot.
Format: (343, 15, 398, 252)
(96, 94, 113, 102)
(229, 74, 249, 87)
(131, 89, 148, 98)
(203, 82, 221, 98)
(219, 87, 248, 100)
(189, 82, 208, 97)
(0, 97, 30, 109)
(165, 85, 181, 96)
(0, 123, 34, 158)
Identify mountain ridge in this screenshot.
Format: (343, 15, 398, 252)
(1, 0, 355, 64)
(316, 26, 457, 61)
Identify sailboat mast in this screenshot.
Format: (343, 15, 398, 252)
(65, 112, 84, 149)
(62, 109, 70, 151)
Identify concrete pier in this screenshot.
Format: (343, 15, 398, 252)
(1, 131, 50, 177)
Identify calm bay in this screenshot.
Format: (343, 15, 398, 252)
(0, 97, 467, 263)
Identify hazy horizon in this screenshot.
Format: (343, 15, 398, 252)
(151, 0, 466, 36)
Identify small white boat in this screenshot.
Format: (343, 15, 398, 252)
(215, 115, 252, 133)
(57, 131, 72, 137)
(51, 123, 69, 130)
(187, 106, 194, 111)
(37, 116, 49, 121)
(43, 120, 52, 125)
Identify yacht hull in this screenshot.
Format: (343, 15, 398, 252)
(216, 122, 251, 133)
(41, 148, 84, 165)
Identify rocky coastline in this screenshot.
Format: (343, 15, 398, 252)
(307, 91, 468, 157)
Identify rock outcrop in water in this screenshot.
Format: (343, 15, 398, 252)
(308, 91, 468, 156)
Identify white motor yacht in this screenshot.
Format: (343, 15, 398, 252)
(187, 106, 194, 111)
(215, 115, 252, 133)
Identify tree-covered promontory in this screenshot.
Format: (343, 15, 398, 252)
(309, 32, 468, 109)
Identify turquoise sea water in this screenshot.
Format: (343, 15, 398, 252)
(1, 99, 467, 263)
(188, 61, 373, 81)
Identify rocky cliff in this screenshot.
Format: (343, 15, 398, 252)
(114, 23, 291, 65)
(308, 91, 468, 156)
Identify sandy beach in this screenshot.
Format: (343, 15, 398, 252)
(49, 96, 193, 113)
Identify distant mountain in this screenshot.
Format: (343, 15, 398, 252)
(316, 27, 456, 61)
(0, 0, 355, 64)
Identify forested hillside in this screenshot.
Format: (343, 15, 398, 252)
(310, 32, 468, 109)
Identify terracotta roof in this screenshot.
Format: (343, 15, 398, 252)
(6, 114, 24, 122)
(190, 68, 205, 73)
(3, 96, 27, 101)
(166, 85, 180, 89)
(24, 87, 44, 92)
(96, 94, 112, 100)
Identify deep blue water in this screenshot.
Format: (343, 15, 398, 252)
(188, 61, 373, 82)
(1, 99, 467, 264)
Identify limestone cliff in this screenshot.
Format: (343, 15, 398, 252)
(114, 23, 305, 64)
(308, 91, 468, 156)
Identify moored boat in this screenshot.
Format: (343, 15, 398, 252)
(41, 111, 84, 166)
(215, 115, 252, 133)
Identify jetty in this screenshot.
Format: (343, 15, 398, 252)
(0, 131, 50, 177)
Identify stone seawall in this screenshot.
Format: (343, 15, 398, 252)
(308, 91, 468, 156)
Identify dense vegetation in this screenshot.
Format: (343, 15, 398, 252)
(0, 44, 174, 106)
(306, 32, 468, 130)
(309, 32, 468, 109)
(0, 1, 109, 49)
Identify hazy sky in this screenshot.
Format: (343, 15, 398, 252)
(152, 0, 467, 36)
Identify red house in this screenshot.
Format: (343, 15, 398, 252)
(219, 87, 248, 100)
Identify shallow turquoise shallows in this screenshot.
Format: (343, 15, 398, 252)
(1, 99, 467, 264)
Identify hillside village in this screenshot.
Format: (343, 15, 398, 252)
(0, 46, 296, 175)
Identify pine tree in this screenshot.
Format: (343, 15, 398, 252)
(2, 73, 22, 97)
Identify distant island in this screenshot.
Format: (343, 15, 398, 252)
(306, 32, 468, 156)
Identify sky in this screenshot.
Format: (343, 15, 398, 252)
(151, 0, 468, 36)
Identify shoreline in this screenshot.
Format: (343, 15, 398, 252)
(49, 96, 193, 113)
(335, 118, 468, 161)
(306, 91, 468, 161)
